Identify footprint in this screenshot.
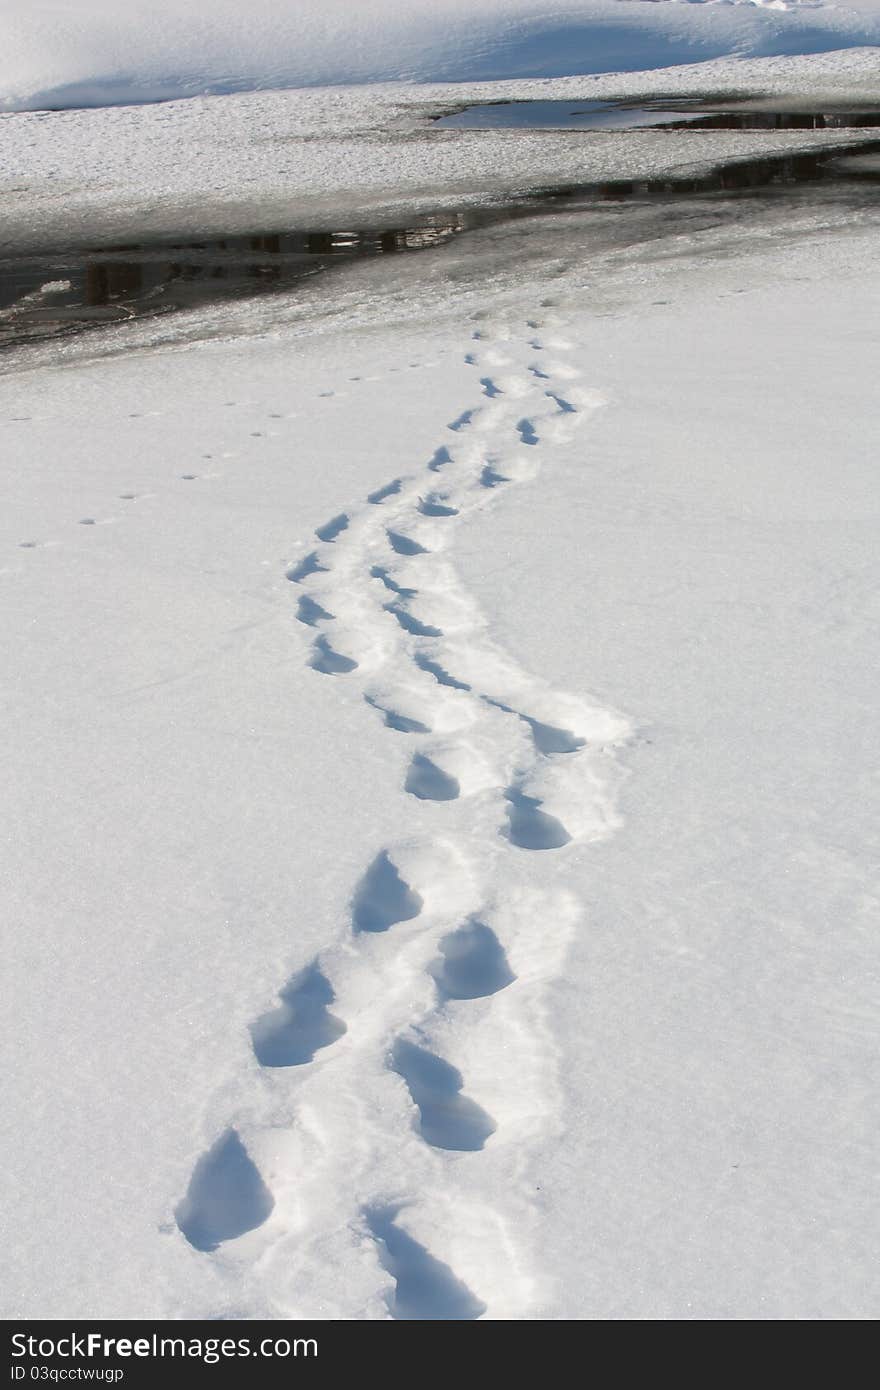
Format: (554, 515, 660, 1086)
(516, 419, 539, 447)
(352, 851, 423, 933)
(479, 378, 502, 398)
(480, 465, 509, 488)
(447, 410, 474, 433)
(310, 634, 357, 675)
(315, 513, 349, 543)
(428, 447, 451, 472)
(505, 789, 571, 851)
(522, 717, 585, 755)
(387, 530, 428, 558)
(367, 479, 402, 505)
(175, 1130, 274, 1252)
(287, 551, 328, 583)
(418, 496, 458, 518)
(431, 920, 515, 1001)
(529, 365, 550, 380)
(180, 474, 198, 481)
(79, 518, 96, 526)
(405, 754, 460, 802)
(250, 963, 346, 1067)
(463, 353, 477, 366)
(18, 541, 38, 549)
(391, 1039, 496, 1152)
(296, 594, 334, 627)
(364, 1207, 485, 1320)
(546, 391, 577, 414)
(413, 654, 471, 692)
(364, 696, 430, 734)
(386, 603, 443, 639)
(370, 565, 417, 599)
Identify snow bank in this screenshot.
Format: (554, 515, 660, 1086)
(1, 0, 880, 111)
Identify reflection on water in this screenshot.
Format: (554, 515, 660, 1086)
(437, 99, 880, 133)
(0, 220, 466, 347)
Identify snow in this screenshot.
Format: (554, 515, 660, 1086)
(2, 104, 878, 1313)
(1, 0, 880, 111)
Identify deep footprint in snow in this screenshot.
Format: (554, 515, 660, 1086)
(405, 754, 460, 802)
(365, 1207, 486, 1321)
(546, 391, 577, 414)
(447, 410, 475, 433)
(352, 851, 423, 933)
(391, 1039, 496, 1151)
(413, 653, 471, 692)
(386, 603, 443, 639)
(250, 962, 346, 1067)
(310, 634, 357, 675)
(505, 789, 571, 851)
(480, 377, 502, 398)
(364, 695, 430, 734)
(428, 446, 451, 472)
(522, 716, 585, 755)
(370, 565, 416, 598)
(367, 479, 402, 505)
(287, 551, 328, 583)
(480, 464, 509, 489)
(418, 496, 458, 518)
(387, 530, 428, 557)
(315, 513, 349, 543)
(175, 1130, 274, 1252)
(516, 418, 539, 446)
(431, 920, 515, 1001)
(296, 594, 334, 627)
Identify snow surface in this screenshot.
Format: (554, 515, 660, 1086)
(1, 0, 880, 111)
(1, 86, 878, 1313)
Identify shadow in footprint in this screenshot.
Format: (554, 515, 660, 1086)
(522, 716, 585, 755)
(414, 653, 471, 692)
(365, 1207, 485, 1320)
(480, 378, 502, 398)
(387, 530, 428, 557)
(480, 464, 508, 489)
(418, 495, 458, 518)
(296, 594, 333, 627)
(367, 479, 402, 505)
(428, 446, 451, 472)
(175, 1130, 274, 1252)
(315, 513, 348, 543)
(391, 1039, 495, 1151)
(370, 565, 417, 599)
(546, 391, 576, 414)
(287, 551, 328, 583)
(405, 754, 459, 802)
(364, 695, 430, 734)
(505, 789, 571, 850)
(250, 963, 346, 1067)
(310, 634, 357, 675)
(431, 920, 515, 1001)
(517, 419, 539, 446)
(387, 604, 443, 639)
(448, 410, 474, 433)
(352, 851, 423, 933)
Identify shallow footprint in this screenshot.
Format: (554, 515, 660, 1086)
(522, 716, 585, 755)
(250, 962, 346, 1067)
(505, 789, 571, 851)
(405, 754, 460, 802)
(365, 1207, 486, 1321)
(287, 551, 328, 583)
(352, 851, 423, 933)
(431, 920, 515, 1001)
(175, 1130, 274, 1252)
(387, 530, 428, 558)
(315, 513, 349, 543)
(391, 1039, 496, 1151)
(296, 594, 334, 627)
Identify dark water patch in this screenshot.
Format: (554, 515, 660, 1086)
(437, 98, 880, 134)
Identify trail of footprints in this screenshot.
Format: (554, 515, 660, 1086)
(175, 318, 630, 1319)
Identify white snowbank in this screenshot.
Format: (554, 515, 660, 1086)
(1, 0, 880, 111)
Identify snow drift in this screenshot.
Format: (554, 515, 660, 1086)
(1, 0, 880, 111)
